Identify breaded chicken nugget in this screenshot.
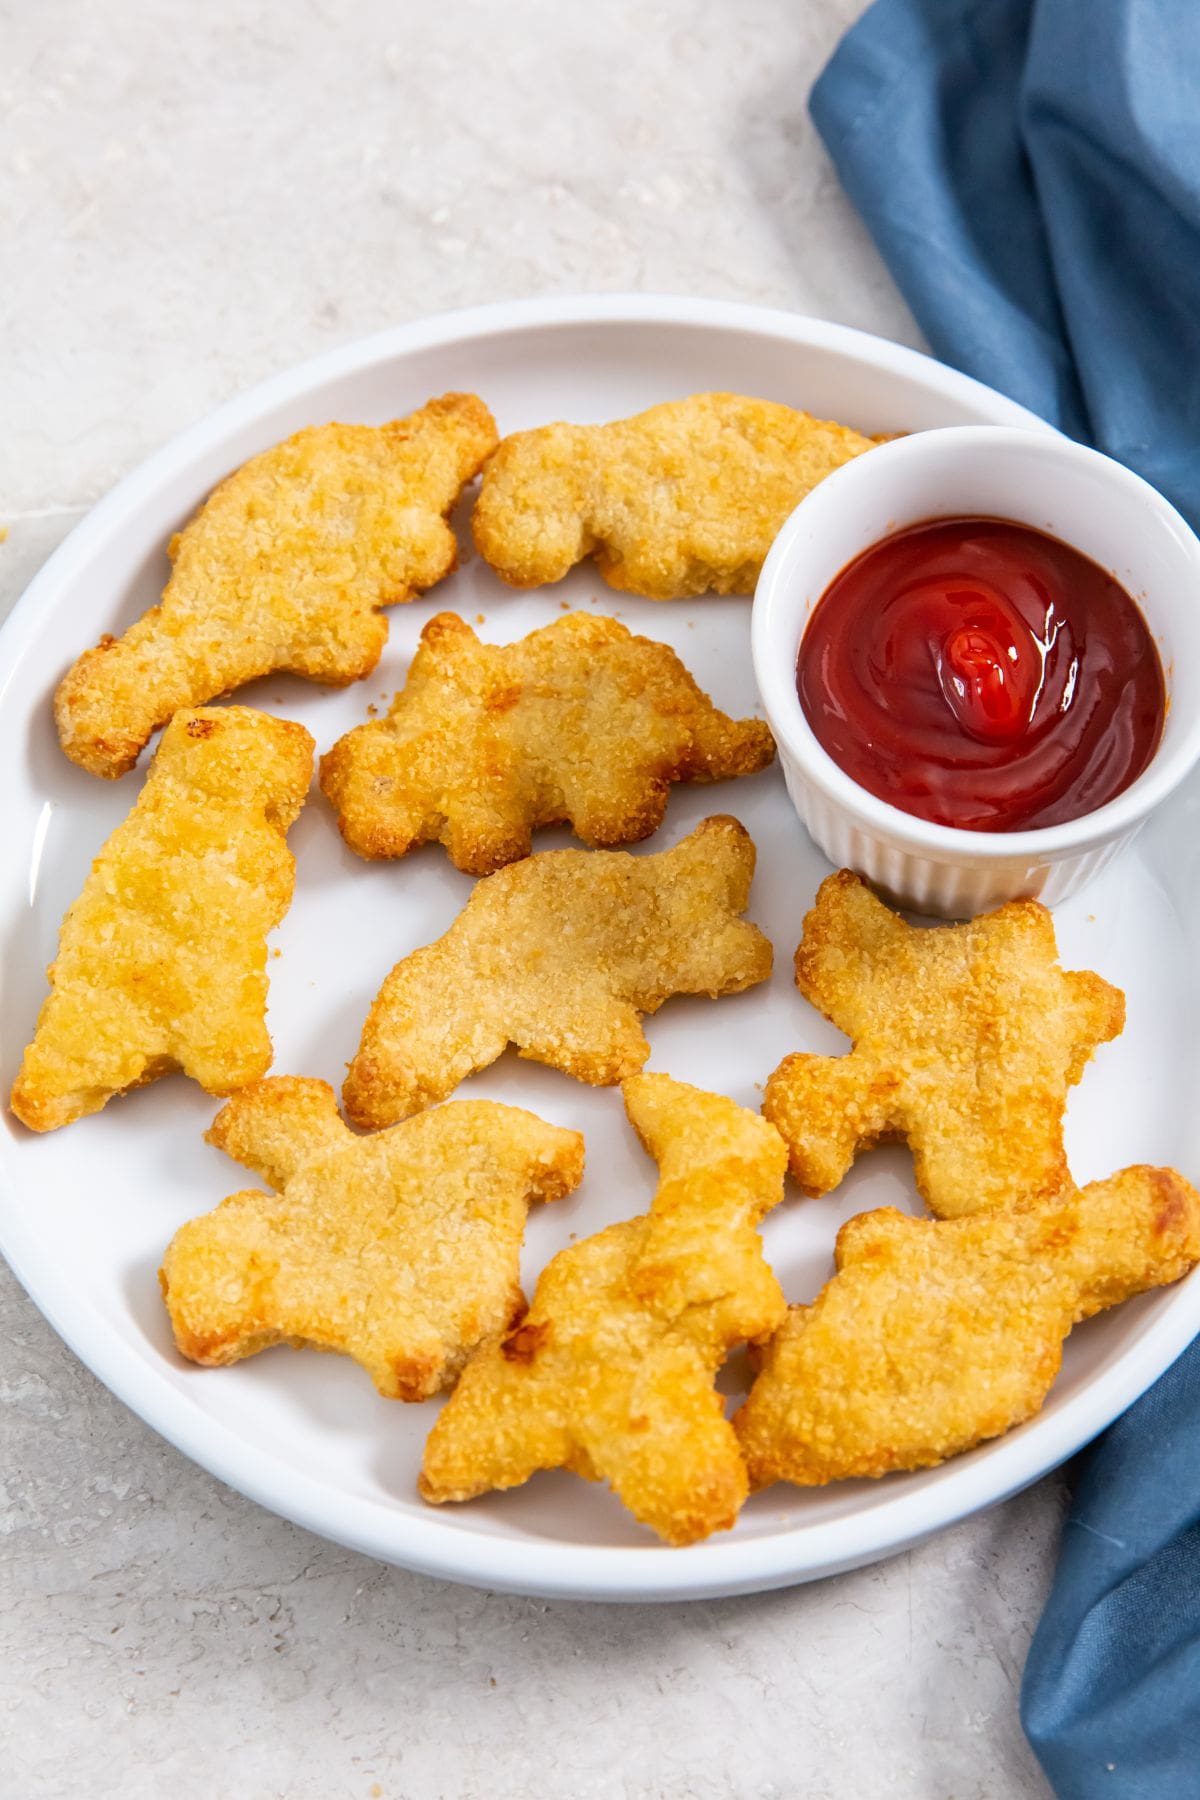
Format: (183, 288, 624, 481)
(320, 611, 775, 872)
(763, 871, 1124, 1217)
(420, 1074, 788, 1544)
(343, 816, 772, 1129)
(10, 707, 313, 1131)
(471, 392, 877, 598)
(735, 1166, 1200, 1487)
(56, 394, 498, 778)
(160, 1077, 584, 1400)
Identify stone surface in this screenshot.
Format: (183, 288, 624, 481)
(1, 2, 1060, 1795)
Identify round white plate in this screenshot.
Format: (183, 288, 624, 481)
(3, 295, 1198, 1603)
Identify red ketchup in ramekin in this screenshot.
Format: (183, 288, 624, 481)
(796, 517, 1166, 832)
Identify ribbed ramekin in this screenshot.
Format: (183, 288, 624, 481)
(751, 426, 1200, 917)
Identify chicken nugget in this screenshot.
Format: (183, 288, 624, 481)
(419, 1073, 787, 1544)
(320, 611, 775, 872)
(763, 870, 1124, 1217)
(471, 391, 877, 599)
(735, 1166, 1200, 1487)
(10, 707, 313, 1131)
(343, 815, 772, 1129)
(160, 1076, 584, 1399)
(56, 394, 498, 778)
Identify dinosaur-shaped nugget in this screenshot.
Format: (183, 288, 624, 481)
(420, 1073, 788, 1544)
(343, 816, 773, 1129)
(161, 1076, 584, 1399)
(472, 391, 878, 599)
(763, 870, 1124, 1217)
(320, 611, 775, 872)
(11, 707, 313, 1131)
(56, 394, 498, 777)
(735, 1166, 1200, 1487)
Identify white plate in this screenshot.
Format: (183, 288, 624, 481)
(3, 295, 1198, 1603)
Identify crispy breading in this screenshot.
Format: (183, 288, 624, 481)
(419, 1074, 788, 1543)
(319, 611, 776, 873)
(471, 392, 877, 599)
(735, 1166, 1200, 1487)
(160, 1077, 584, 1399)
(55, 394, 498, 778)
(10, 708, 313, 1132)
(343, 816, 773, 1130)
(763, 870, 1124, 1218)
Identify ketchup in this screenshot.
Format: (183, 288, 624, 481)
(796, 518, 1165, 832)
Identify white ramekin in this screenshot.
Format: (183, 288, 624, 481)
(751, 426, 1200, 917)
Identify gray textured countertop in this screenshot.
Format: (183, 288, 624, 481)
(3, 4, 1057, 1794)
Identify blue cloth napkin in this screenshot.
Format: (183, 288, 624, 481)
(810, 4, 1200, 1794)
(811, 0, 1200, 533)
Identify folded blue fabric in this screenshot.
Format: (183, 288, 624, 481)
(811, 0, 1200, 533)
(1022, 1351, 1200, 1796)
(810, 4, 1200, 1794)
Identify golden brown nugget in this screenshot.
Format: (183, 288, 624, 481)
(344, 816, 773, 1129)
(320, 611, 776, 872)
(160, 1077, 584, 1400)
(735, 1167, 1200, 1487)
(471, 392, 877, 599)
(10, 708, 313, 1132)
(56, 394, 498, 778)
(763, 870, 1124, 1218)
(420, 1074, 788, 1544)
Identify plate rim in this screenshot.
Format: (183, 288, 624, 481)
(3, 291, 1194, 1602)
